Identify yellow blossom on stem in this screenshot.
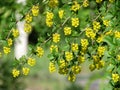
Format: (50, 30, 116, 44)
(49, 0, 59, 8)
(49, 62, 56, 73)
(3, 46, 11, 54)
(36, 46, 44, 57)
(12, 29, 19, 38)
(65, 51, 73, 61)
(71, 43, 78, 52)
(32, 5, 39, 16)
(97, 46, 106, 57)
(77, 55, 85, 63)
(50, 45, 58, 53)
(12, 68, 20, 78)
(71, 18, 79, 27)
(7, 38, 13, 46)
(72, 65, 81, 74)
(25, 13, 32, 23)
(68, 73, 76, 82)
(81, 39, 88, 51)
(52, 33, 60, 43)
(46, 12, 54, 27)
(64, 27, 72, 35)
(58, 10, 64, 19)
(59, 59, 67, 68)
(112, 73, 119, 83)
(24, 23, 32, 33)
(27, 58, 36, 66)
(93, 21, 101, 32)
(83, 0, 89, 7)
(117, 55, 120, 61)
(96, 0, 102, 3)
(22, 67, 30, 76)
(103, 20, 110, 27)
(96, 35, 104, 43)
(114, 31, 120, 38)
(71, 1, 80, 12)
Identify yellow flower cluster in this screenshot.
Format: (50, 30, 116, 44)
(58, 10, 64, 19)
(117, 55, 120, 61)
(50, 45, 58, 53)
(93, 21, 101, 32)
(68, 73, 76, 82)
(114, 31, 120, 38)
(105, 30, 113, 36)
(3, 46, 11, 54)
(49, 0, 58, 8)
(12, 29, 19, 38)
(81, 39, 88, 51)
(65, 51, 73, 61)
(85, 27, 96, 40)
(103, 20, 110, 27)
(96, 0, 102, 3)
(97, 46, 106, 57)
(59, 60, 67, 68)
(71, 18, 79, 27)
(49, 62, 56, 73)
(46, 12, 54, 27)
(7, 38, 13, 46)
(112, 73, 119, 83)
(52, 33, 60, 43)
(71, 1, 80, 12)
(72, 65, 81, 74)
(96, 35, 104, 43)
(71, 43, 78, 52)
(27, 58, 36, 66)
(24, 23, 32, 33)
(77, 55, 85, 63)
(32, 5, 39, 16)
(25, 14, 32, 23)
(109, 0, 115, 3)
(36, 46, 44, 57)
(12, 69, 20, 78)
(64, 27, 72, 35)
(83, 0, 89, 7)
(22, 67, 30, 76)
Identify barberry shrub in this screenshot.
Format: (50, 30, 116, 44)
(0, 0, 120, 89)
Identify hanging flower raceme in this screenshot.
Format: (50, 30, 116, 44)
(32, 5, 39, 16)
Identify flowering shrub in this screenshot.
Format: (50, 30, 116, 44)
(0, 0, 120, 89)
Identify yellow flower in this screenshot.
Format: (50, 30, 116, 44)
(68, 73, 76, 82)
(53, 33, 60, 43)
(93, 21, 101, 32)
(50, 45, 58, 53)
(32, 5, 39, 16)
(77, 55, 85, 63)
(64, 27, 72, 35)
(58, 10, 64, 19)
(89, 64, 95, 71)
(59, 59, 67, 68)
(65, 51, 73, 61)
(71, 1, 80, 12)
(24, 23, 32, 33)
(85, 27, 96, 39)
(46, 12, 54, 27)
(25, 13, 32, 23)
(3, 46, 11, 54)
(49, 62, 56, 73)
(99, 60, 105, 67)
(72, 65, 81, 74)
(71, 43, 78, 52)
(7, 38, 13, 46)
(22, 67, 30, 76)
(81, 39, 88, 51)
(97, 46, 106, 57)
(112, 73, 119, 83)
(105, 30, 113, 36)
(12, 68, 20, 78)
(109, 0, 115, 3)
(114, 31, 120, 38)
(49, 0, 58, 8)
(83, 0, 89, 7)
(96, 35, 104, 43)
(27, 58, 36, 66)
(12, 29, 19, 38)
(96, 0, 102, 3)
(103, 20, 110, 27)
(117, 55, 120, 61)
(71, 18, 79, 27)
(36, 46, 44, 57)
